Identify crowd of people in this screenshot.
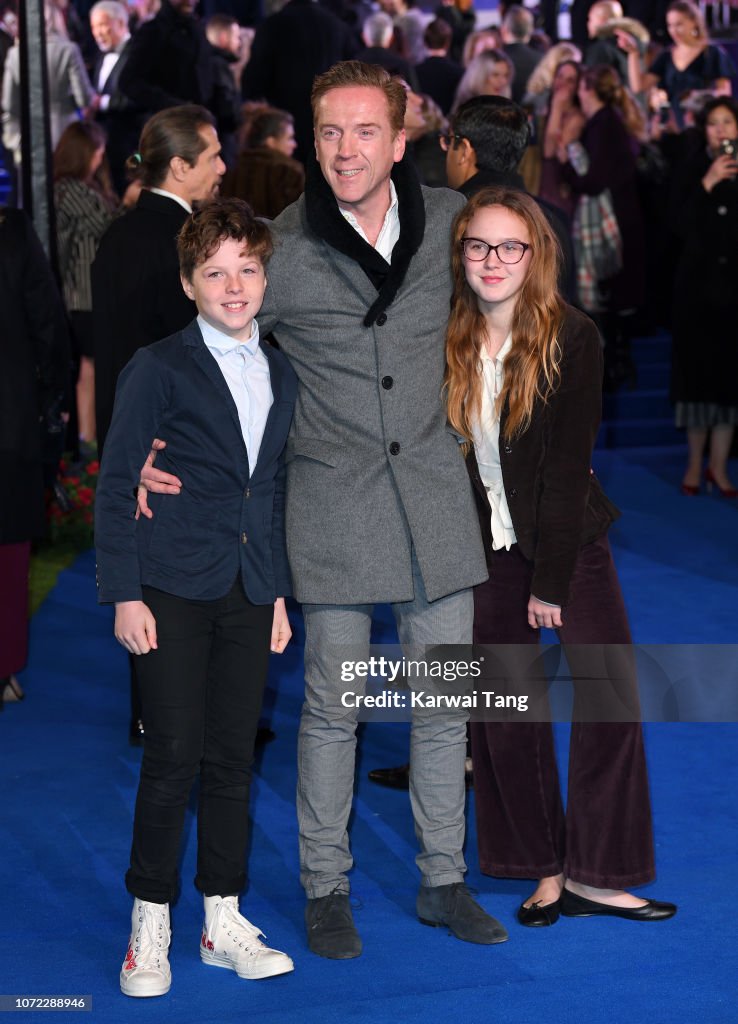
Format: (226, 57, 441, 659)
(2, 0, 736, 1002)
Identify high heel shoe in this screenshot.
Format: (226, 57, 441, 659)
(704, 468, 738, 499)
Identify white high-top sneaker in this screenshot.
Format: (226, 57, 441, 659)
(200, 895, 294, 980)
(120, 898, 172, 998)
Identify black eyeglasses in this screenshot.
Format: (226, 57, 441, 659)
(438, 131, 466, 151)
(460, 238, 531, 264)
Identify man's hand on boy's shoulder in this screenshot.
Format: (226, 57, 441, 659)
(137, 438, 183, 519)
(271, 598, 292, 654)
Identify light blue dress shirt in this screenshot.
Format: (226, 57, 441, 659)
(198, 315, 273, 471)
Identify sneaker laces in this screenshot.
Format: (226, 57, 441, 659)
(206, 898, 269, 956)
(133, 903, 171, 968)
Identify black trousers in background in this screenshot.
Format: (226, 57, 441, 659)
(471, 534, 655, 889)
(126, 579, 273, 904)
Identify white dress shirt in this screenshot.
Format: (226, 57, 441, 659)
(97, 35, 130, 108)
(339, 179, 399, 262)
(199, 315, 273, 471)
(472, 333, 518, 552)
(148, 187, 192, 214)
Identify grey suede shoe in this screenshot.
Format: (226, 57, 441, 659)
(305, 891, 362, 959)
(417, 883, 508, 944)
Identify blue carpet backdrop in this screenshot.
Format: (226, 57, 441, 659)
(2, 446, 737, 1024)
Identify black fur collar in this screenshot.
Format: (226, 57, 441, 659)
(304, 154, 426, 327)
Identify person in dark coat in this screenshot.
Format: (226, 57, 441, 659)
(500, 5, 542, 104)
(240, 0, 357, 162)
(355, 12, 418, 90)
(221, 105, 304, 219)
(89, 0, 143, 195)
(92, 104, 225, 743)
(669, 96, 738, 497)
(0, 208, 70, 707)
(117, 0, 214, 117)
(205, 13, 242, 171)
(557, 64, 645, 388)
(414, 17, 463, 116)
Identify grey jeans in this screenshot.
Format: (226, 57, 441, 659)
(297, 556, 474, 898)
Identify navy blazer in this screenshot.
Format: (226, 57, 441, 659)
(95, 319, 297, 605)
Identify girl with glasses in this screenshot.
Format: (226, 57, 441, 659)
(445, 185, 676, 929)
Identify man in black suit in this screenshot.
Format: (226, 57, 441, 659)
(355, 12, 418, 90)
(117, 0, 214, 117)
(92, 104, 225, 746)
(241, 0, 356, 162)
(89, 0, 141, 193)
(501, 5, 542, 104)
(414, 18, 463, 116)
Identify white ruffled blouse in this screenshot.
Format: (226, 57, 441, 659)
(471, 333, 518, 552)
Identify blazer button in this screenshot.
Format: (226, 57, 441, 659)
(381, 376, 394, 389)
(503, 444, 512, 454)
(244, 488, 250, 498)
(508, 488, 517, 497)
(389, 441, 401, 455)
(376, 313, 387, 326)
(241, 532, 248, 544)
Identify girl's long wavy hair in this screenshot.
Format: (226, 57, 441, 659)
(444, 186, 565, 443)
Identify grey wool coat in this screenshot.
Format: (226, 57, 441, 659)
(259, 176, 488, 605)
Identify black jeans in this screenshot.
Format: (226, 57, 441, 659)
(126, 579, 273, 904)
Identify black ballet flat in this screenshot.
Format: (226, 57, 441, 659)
(560, 888, 677, 921)
(517, 899, 561, 927)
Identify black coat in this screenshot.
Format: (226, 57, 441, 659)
(503, 42, 542, 104)
(241, 0, 356, 162)
(91, 190, 195, 453)
(415, 55, 463, 116)
(669, 148, 738, 407)
(0, 209, 70, 542)
(92, 38, 144, 194)
(117, 0, 214, 115)
(465, 306, 619, 607)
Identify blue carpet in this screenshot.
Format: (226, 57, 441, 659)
(2, 447, 737, 1023)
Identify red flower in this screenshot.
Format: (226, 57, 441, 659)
(77, 487, 94, 507)
(63, 476, 81, 487)
(85, 460, 100, 475)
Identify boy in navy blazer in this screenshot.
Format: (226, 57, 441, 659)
(95, 198, 297, 998)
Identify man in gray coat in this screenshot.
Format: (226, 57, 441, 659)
(142, 61, 505, 959)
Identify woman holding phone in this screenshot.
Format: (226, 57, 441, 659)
(444, 185, 677, 927)
(669, 96, 738, 497)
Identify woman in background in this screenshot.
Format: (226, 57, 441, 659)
(222, 105, 304, 220)
(669, 96, 738, 497)
(557, 64, 645, 388)
(631, 0, 735, 126)
(54, 120, 117, 448)
(445, 185, 676, 927)
(452, 49, 514, 111)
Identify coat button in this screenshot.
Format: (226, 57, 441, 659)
(717, 206, 727, 216)
(376, 313, 387, 326)
(509, 488, 517, 497)
(244, 488, 250, 498)
(389, 441, 401, 455)
(241, 532, 248, 544)
(504, 444, 512, 454)
(381, 376, 394, 389)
